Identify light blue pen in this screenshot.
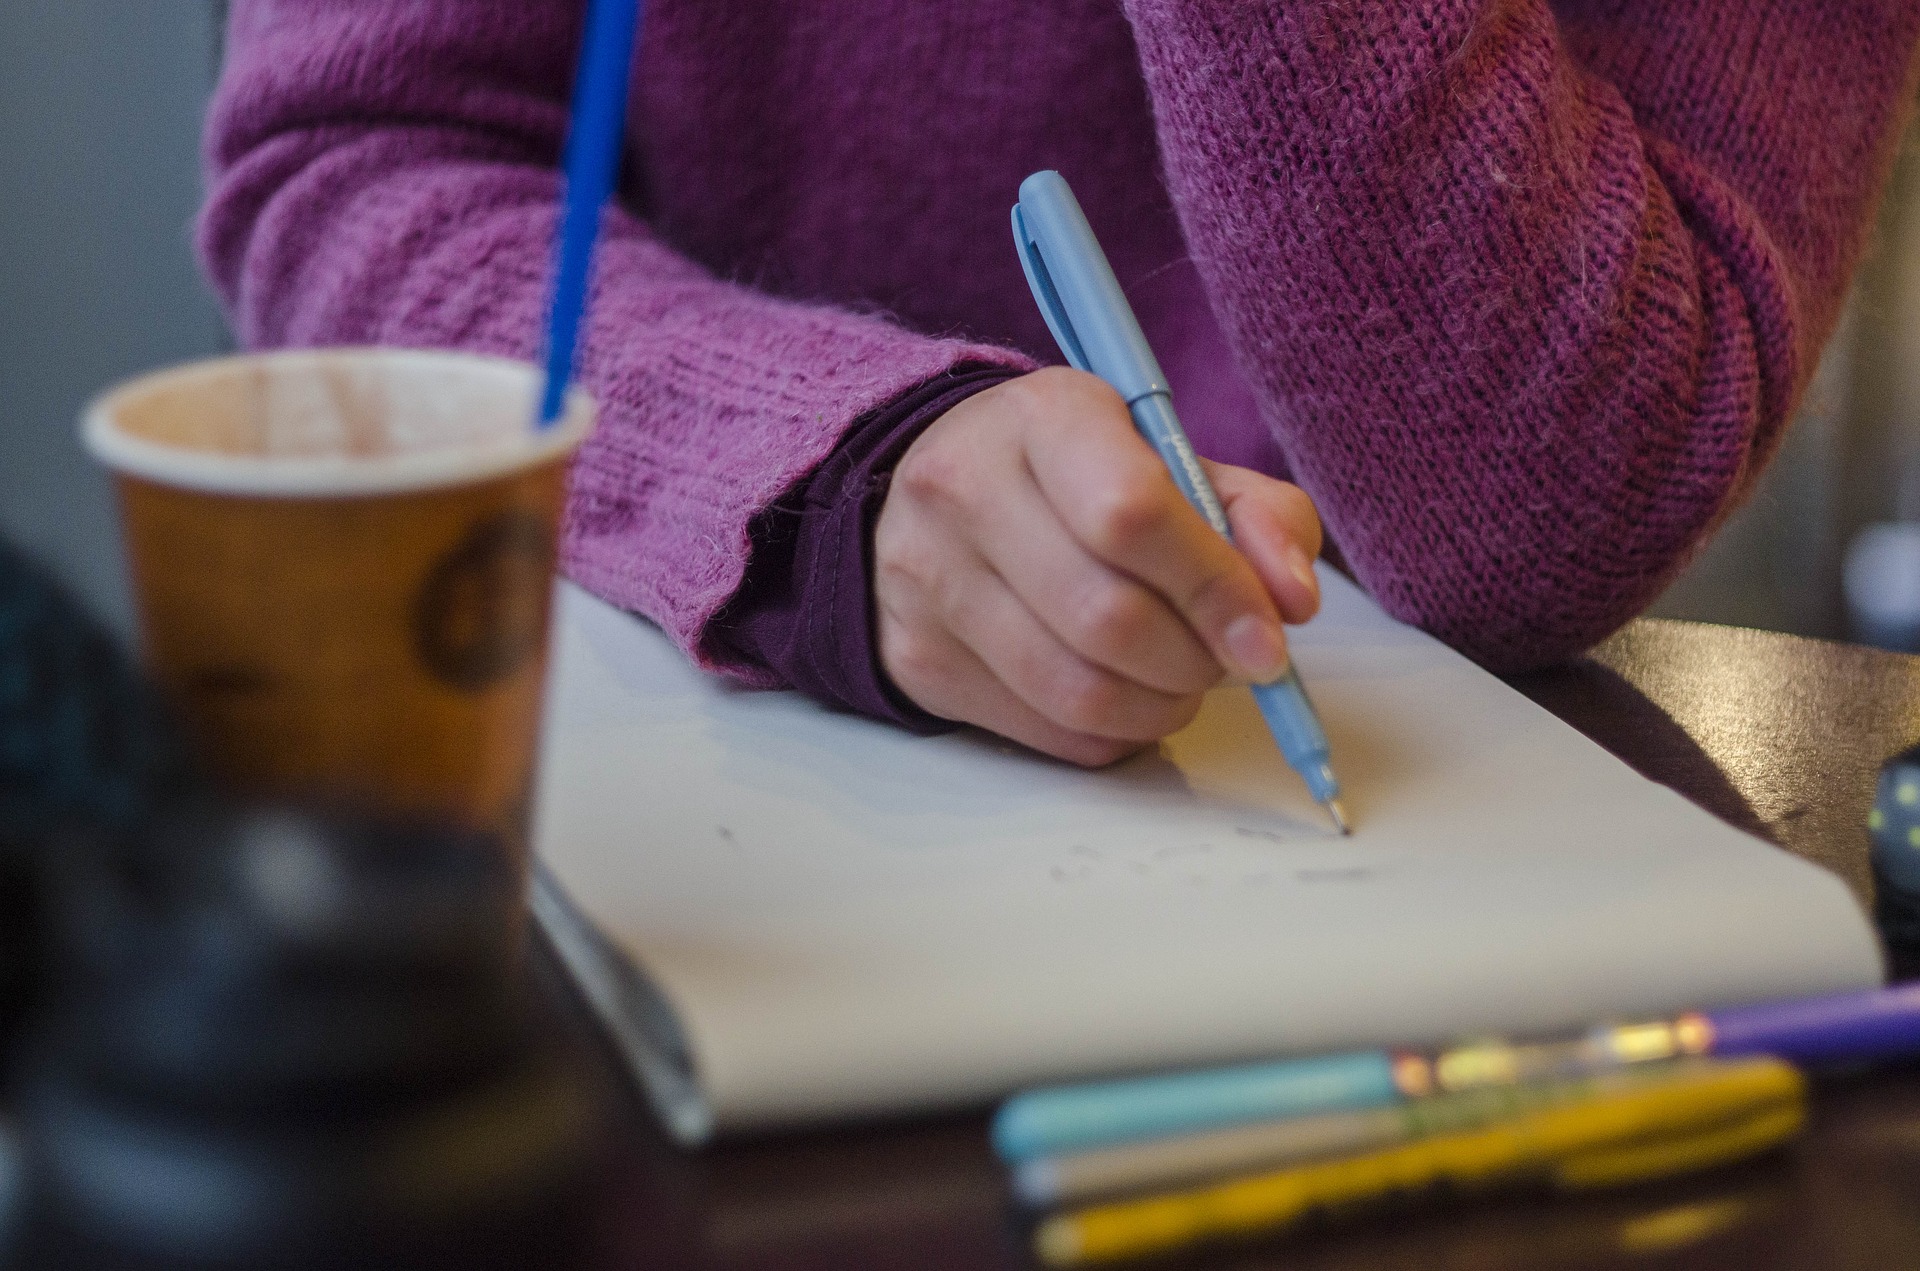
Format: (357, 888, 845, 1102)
(1013, 170, 1349, 834)
(992, 1050, 1402, 1163)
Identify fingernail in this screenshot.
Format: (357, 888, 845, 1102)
(1224, 615, 1288, 682)
(1287, 545, 1319, 597)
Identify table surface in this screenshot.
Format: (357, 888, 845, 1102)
(535, 617, 1920, 1271)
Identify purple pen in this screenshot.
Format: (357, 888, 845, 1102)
(1698, 982, 1920, 1066)
(1424, 985, 1920, 1094)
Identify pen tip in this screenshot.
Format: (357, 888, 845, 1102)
(1325, 799, 1351, 836)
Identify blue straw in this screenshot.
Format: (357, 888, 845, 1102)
(538, 0, 643, 427)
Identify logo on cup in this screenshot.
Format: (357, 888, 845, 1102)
(413, 512, 554, 691)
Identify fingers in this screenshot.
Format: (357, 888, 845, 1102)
(966, 480, 1220, 697)
(875, 567, 1198, 767)
(870, 366, 1328, 767)
(1020, 378, 1297, 682)
(879, 602, 1130, 766)
(1204, 459, 1322, 625)
(884, 371, 1220, 698)
(944, 563, 1206, 742)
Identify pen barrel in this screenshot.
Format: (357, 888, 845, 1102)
(1127, 394, 1339, 806)
(1706, 983, 1920, 1064)
(1015, 171, 1173, 405)
(1251, 673, 1338, 804)
(1016, 169, 1345, 819)
(1127, 396, 1229, 538)
(991, 1051, 1400, 1162)
(1034, 1059, 1804, 1267)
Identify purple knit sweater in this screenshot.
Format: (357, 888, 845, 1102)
(201, 0, 1920, 688)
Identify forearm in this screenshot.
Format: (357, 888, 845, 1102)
(201, 0, 1032, 678)
(1123, 0, 1920, 669)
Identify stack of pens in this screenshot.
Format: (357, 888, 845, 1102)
(993, 983, 1920, 1266)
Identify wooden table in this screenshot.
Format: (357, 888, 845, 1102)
(546, 619, 1920, 1271)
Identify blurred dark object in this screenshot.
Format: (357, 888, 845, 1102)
(0, 536, 196, 836)
(1872, 742, 1920, 977)
(14, 801, 604, 1270)
(0, 534, 603, 1267)
(0, 535, 197, 1068)
(0, 868, 34, 1077)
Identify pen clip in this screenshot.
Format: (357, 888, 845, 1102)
(1012, 204, 1093, 375)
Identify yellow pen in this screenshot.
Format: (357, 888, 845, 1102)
(1033, 1057, 1804, 1267)
(1013, 1059, 1744, 1207)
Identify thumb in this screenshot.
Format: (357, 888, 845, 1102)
(1203, 460, 1322, 625)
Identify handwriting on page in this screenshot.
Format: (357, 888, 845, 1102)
(1043, 830, 1378, 887)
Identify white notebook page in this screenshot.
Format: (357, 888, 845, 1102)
(533, 571, 1880, 1143)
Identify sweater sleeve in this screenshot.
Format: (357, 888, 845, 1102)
(709, 365, 1021, 731)
(197, 0, 1032, 685)
(1120, 0, 1920, 671)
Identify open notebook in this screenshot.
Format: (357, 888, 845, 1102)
(532, 572, 1881, 1146)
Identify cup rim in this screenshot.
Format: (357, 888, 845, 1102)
(81, 347, 595, 498)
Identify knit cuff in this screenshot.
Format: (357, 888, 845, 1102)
(708, 364, 1022, 732)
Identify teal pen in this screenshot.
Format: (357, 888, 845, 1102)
(993, 982, 1920, 1164)
(992, 1050, 1403, 1163)
(1012, 170, 1348, 833)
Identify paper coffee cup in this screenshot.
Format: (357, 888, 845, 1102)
(83, 347, 594, 851)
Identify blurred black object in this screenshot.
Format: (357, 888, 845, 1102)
(0, 538, 604, 1268)
(0, 538, 197, 1063)
(15, 803, 604, 1269)
(1872, 743, 1920, 978)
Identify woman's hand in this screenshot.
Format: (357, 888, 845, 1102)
(873, 367, 1323, 766)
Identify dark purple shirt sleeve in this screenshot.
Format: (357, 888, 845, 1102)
(708, 365, 1021, 732)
